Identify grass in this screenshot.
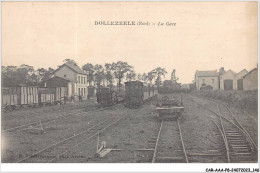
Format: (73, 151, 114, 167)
(192, 90, 258, 114)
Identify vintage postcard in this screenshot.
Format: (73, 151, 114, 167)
(1, 1, 258, 172)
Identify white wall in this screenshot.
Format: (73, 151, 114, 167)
(196, 76, 219, 90)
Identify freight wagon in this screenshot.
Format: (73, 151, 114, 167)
(1, 85, 38, 110)
(2, 85, 68, 111)
(125, 81, 158, 108)
(124, 81, 144, 108)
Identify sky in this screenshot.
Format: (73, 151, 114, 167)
(2, 2, 258, 83)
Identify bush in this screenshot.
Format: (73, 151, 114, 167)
(192, 90, 258, 114)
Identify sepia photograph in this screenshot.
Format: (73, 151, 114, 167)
(0, 1, 259, 172)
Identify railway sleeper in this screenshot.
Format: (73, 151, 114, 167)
(230, 149, 250, 152)
(226, 133, 242, 136)
(230, 152, 252, 155)
(230, 144, 249, 147)
(231, 146, 249, 149)
(230, 147, 251, 151)
(229, 143, 248, 146)
(228, 139, 246, 142)
(228, 138, 244, 141)
(227, 135, 243, 138)
(226, 131, 240, 133)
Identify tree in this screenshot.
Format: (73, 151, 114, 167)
(37, 67, 54, 82)
(63, 59, 77, 65)
(104, 63, 114, 88)
(82, 63, 94, 85)
(93, 64, 105, 88)
(163, 80, 174, 89)
(137, 73, 142, 81)
(141, 73, 148, 82)
(111, 61, 133, 90)
(17, 64, 35, 85)
(152, 67, 167, 88)
(147, 71, 156, 84)
(2, 66, 18, 86)
(126, 71, 136, 81)
(155, 76, 162, 87)
(2, 64, 37, 86)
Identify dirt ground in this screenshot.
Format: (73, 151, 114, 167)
(1, 93, 257, 163)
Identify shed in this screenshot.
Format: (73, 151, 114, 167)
(243, 68, 258, 90)
(220, 69, 248, 90)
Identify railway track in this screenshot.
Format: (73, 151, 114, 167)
(17, 108, 137, 163)
(3, 106, 116, 133)
(151, 119, 188, 163)
(190, 97, 257, 163)
(214, 105, 257, 163)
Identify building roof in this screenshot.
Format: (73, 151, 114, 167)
(243, 68, 257, 78)
(235, 69, 248, 78)
(226, 69, 236, 74)
(220, 69, 236, 77)
(53, 62, 87, 75)
(195, 70, 218, 77)
(40, 76, 72, 87)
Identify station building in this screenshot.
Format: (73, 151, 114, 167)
(195, 70, 219, 90)
(51, 62, 88, 99)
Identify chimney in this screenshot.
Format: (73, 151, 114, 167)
(219, 67, 225, 75)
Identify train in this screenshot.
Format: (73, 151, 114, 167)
(124, 81, 144, 108)
(96, 81, 157, 108)
(3, 81, 156, 110)
(2, 85, 67, 111)
(96, 87, 118, 107)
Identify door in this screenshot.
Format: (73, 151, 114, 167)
(224, 80, 233, 90)
(237, 79, 243, 90)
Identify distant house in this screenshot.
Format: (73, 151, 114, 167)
(52, 62, 88, 98)
(195, 70, 219, 90)
(243, 68, 258, 90)
(219, 69, 248, 90)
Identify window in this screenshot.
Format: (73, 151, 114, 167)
(78, 76, 80, 84)
(81, 76, 83, 84)
(83, 77, 85, 84)
(84, 88, 86, 96)
(64, 75, 66, 78)
(78, 88, 80, 96)
(212, 79, 215, 84)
